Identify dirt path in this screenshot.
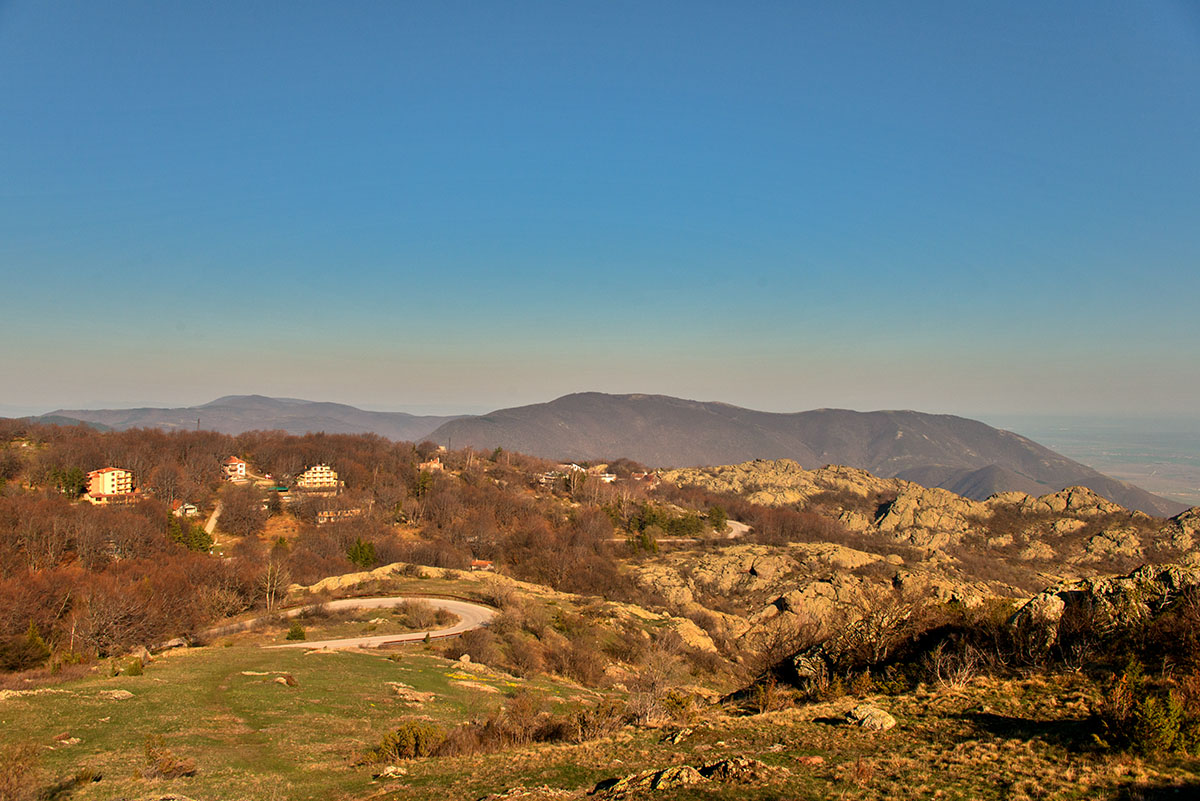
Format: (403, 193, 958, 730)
(725, 520, 751, 538)
(201, 596, 497, 650)
(204, 501, 222, 536)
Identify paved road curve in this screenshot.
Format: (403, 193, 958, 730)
(265, 596, 496, 650)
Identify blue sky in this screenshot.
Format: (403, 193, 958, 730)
(1, 1, 1198, 417)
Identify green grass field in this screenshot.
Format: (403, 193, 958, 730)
(6, 640, 1200, 801)
(0, 640, 589, 801)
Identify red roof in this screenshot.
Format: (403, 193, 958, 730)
(224, 456, 246, 465)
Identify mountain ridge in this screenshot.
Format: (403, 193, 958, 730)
(24, 391, 1187, 516)
(428, 392, 1187, 516)
(40, 395, 462, 442)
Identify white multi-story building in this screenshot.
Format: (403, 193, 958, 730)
(295, 464, 340, 490)
(223, 456, 248, 480)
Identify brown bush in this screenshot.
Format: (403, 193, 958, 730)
(444, 628, 501, 666)
(502, 631, 546, 677)
(142, 735, 197, 779)
(363, 719, 446, 763)
(0, 742, 40, 801)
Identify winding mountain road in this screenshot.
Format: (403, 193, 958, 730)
(274, 597, 495, 650)
(203, 596, 496, 650)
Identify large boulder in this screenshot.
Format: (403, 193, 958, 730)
(846, 704, 897, 731)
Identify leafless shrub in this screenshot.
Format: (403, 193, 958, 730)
(924, 641, 982, 689)
(394, 600, 439, 630)
(443, 628, 501, 666)
(503, 632, 546, 677)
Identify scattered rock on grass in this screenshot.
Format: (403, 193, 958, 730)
(0, 688, 70, 701)
(96, 690, 134, 701)
(476, 786, 577, 800)
(699, 756, 784, 782)
(662, 727, 691, 744)
(373, 765, 408, 779)
(386, 682, 435, 704)
(845, 704, 896, 731)
(592, 765, 705, 797)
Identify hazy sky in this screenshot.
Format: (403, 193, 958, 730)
(2, 1, 1198, 418)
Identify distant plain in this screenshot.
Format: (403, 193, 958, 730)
(987, 416, 1200, 507)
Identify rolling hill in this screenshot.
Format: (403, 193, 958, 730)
(40, 395, 460, 442)
(429, 393, 1187, 516)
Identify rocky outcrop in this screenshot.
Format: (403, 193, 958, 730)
(592, 758, 786, 798)
(662, 460, 902, 508)
(1165, 507, 1200, 551)
(766, 574, 873, 626)
(1017, 487, 1123, 518)
(1009, 563, 1200, 648)
(890, 571, 993, 607)
(635, 543, 909, 628)
(632, 545, 802, 607)
(1081, 528, 1143, 561)
(592, 765, 705, 797)
(698, 756, 779, 782)
(872, 486, 986, 549)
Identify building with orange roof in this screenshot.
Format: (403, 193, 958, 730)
(85, 467, 136, 505)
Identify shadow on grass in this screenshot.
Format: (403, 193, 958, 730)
(957, 711, 1098, 750)
(40, 769, 102, 800)
(1115, 781, 1200, 800)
